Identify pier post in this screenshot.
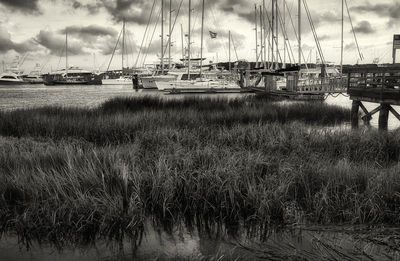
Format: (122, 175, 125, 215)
(351, 100, 360, 129)
(378, 103, 390, 131)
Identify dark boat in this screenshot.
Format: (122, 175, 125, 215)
(44, 67, 102, 85)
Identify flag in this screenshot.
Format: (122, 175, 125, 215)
(209, 31, 217, 39)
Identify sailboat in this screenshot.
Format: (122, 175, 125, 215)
(44, 31, 102, 85)
(102, 20, 133, 85)
(156, 0, 241, 93)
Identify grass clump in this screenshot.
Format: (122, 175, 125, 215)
(0, 96, 399, 246)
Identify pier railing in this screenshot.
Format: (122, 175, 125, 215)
(296, 76, 347, 94)
(345, 66, 400, 105)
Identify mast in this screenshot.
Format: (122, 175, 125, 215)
(200, 0, 205, 76)
(229, 30, 231, 73)
(181, 24, 184, 59)
(262, 0, 266, 67)
(188, 0, 191, 78)
(275, 0, 279, 69)
(122, 20, 125, 75)
(283, 0, 286, 68)
(66, 29, 68, 75)
(298, 0, 301, 67)
(341, 0, 344, 75)
(161, 0, 164, 74)
(168, 0, 172, 70)
(255, 4, 258, 68)
(259, 6, 264, 67)
(180, 24, 184, 59)
(271, 0, 275, 69)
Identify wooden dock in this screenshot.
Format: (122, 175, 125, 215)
(344, 65, 400, 130)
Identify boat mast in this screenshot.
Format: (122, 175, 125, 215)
(168, 0, 172, 70)
(283, 0, 286, 68)
(259, 5, 264, 67)
(122, 20, 125, 76)
(181, 23, 184, 59)
(188, 0, 191, 79)
(271, 0, 274, 69)
(229, 30, 231, 73)
(275, 0, 279, 69)
(161, 0, 164, 74)
(200, 0, 205, 76)
(298, 0, 301, 67)
(66, 29, 68, 75)
(341, 0, 344, 75)
(255, 4, 258, 68)
(263, 0, 267, 68)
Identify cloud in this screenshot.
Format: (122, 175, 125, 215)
(0, 0, 41, 14)
(353, 21, 375, 34)
(35, 30, 86, 55)
(350, 2, 400, 28)
(345, 43, 355, 51)
(61, 25, 118, 38)
(0, 25, 38, 53)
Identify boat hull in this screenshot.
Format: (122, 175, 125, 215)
(142, 75, 176, 89)
(0, 80, 25, 85)
(101, 78, 133, 85)
(157, 80, 241, 91)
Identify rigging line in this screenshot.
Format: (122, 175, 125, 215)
(285, 1, 308, 69)
(140, 2, 160, 67)
(142, 6, 162, 67)
(135, 0, 156, 68)
(162, 0, 184, 58)
(303, 0, 325, 65)
(344, 0, 363, 61)
(230, 34, 239, 61)
(264, 5, 283, 65)
(209, 7, 228, 60)
(276, 4, 295, 65)
(106, 26, 123, 72)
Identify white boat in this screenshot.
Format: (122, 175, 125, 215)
(142, 74, 177, 89)
(0, 72, 25, 85)
(22, 64, 44, 84)
(102, 76, 133, 85)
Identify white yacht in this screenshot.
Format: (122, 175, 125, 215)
(102, 76, 133, 85)
(0, 72, 25, 85)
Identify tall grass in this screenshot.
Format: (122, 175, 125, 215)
(0, 96, 398, 246)
(0, 96, 350, 144)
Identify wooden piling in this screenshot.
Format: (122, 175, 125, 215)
(378, 103, 390, 131)
(351, 100, 360, 129)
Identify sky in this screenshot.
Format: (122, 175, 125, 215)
(0, 0, 398, 73)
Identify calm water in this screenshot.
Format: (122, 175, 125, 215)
(1, 225, 399, 260)
(0, 84, 399, 129)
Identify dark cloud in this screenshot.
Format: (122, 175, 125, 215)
(35, 30, 86, 55)
(0, 0, 41, 14)
(350, 2, 400, 28)
(61, 25, 118, 38)
(0, 25, 38, 53)
(73, 0, 155, 24)
(353, 21, 375, 34)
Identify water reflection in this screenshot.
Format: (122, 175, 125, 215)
(1, 224, 399, 260)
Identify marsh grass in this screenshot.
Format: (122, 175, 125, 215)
(0, 96, 399, 248)
(0, 96, 350, 143)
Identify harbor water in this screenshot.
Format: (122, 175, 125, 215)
(0, 84, 399, 129)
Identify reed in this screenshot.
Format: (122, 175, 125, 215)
(0, 96, 350, 144)
(1, 96, 399, 247)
